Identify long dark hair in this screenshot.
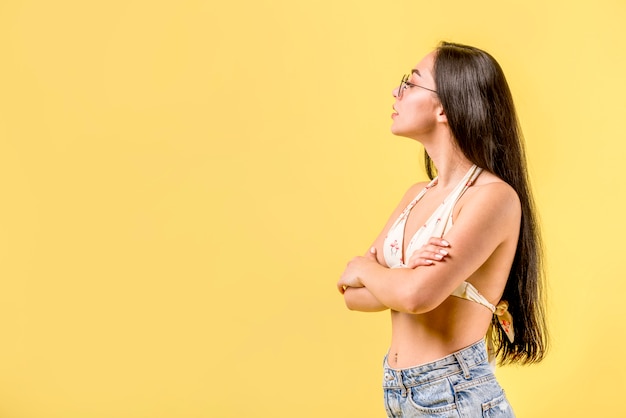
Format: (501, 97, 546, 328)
(428, 42, 548, 365)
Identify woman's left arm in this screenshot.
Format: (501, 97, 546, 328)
(339, 183, 521, 314)
(339, 245, 442, 312)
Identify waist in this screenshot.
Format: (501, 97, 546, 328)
(388, 300, 493, 365)
(383, 339, 488, 379)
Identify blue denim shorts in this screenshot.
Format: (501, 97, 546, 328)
(382, 340, 514, 417)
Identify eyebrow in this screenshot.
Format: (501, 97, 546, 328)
(411, 69, 422, 77)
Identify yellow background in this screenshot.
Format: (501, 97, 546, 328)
(0, 0, 624, 416)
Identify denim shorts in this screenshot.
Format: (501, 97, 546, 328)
(382, 340, 514, 417)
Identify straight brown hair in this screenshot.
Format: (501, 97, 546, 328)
(428, 41, 548, 365)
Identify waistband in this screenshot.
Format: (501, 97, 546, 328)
(383, 340, 489, 390)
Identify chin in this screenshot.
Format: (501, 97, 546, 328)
(390, 125, 403, 136)
(390, 126, 410, 138)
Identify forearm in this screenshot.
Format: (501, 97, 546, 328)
(359, 263, 429, 314)
(338, 248, 432, 313)
(343, 287, 388, 312)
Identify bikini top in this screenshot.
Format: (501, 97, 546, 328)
(382, 165, 515, 366)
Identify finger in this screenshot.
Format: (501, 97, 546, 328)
(428, 237, 450, 247)
(406, 257, 436, 268)
(423, 243, 450, 258)
(410, 250, 446, 263)
(337, 282, 346, 294)
(422, 244, 450, 255)
(407, 250, 449, 268)
(365, 246, 377, 259)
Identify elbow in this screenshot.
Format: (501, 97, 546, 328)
(343, 289, 360, 311)
(403, 303, 427, 315)
(400, 292, 437, 315)
(344, 299, 358, 311)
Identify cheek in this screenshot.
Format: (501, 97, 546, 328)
(392, 102, 437, 135)
(402, 102, 433, 125)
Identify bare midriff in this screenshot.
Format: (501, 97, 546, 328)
(386, 297, 492, 369)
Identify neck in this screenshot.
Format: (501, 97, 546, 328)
(423, 136, 473, 188)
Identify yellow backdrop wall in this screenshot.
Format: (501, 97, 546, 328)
(0, 0, 625, 416)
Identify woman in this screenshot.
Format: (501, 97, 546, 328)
(337, 42, 548, 417)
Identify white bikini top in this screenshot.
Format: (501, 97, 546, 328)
(382, 165, 494, 311)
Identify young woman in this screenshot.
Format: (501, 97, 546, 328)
(337, 42, 548, 417)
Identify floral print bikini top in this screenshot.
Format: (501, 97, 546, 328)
(382, 165, 514, 366)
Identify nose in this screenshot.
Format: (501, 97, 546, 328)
(392, 86, 400, 98)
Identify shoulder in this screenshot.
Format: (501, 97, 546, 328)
(403, 180, 432, 200)
(405, 181, 430, 196)
(377, 180, 431, 229)
(459, 174, 521, 222)
(393, 180, 431, 209)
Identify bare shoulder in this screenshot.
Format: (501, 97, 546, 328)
(405, 180, 432, 198)
(390, 180, 431, 208)
(459, 173, 521, 220)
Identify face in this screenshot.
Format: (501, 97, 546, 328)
(390, 51, 442, 139)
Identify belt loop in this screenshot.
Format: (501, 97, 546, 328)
(398, 370, 408, 397)
(454, 352, 471, 379)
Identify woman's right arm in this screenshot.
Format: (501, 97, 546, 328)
(343, 287, 388, 312)
(341, 240, 450, 312)
(339, 182, 436, 313)
(340, 247, 388, 312)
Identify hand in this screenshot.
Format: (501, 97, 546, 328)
(406, 237, 450, 269)
(337, 247, 379, 294)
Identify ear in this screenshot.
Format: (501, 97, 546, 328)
(436, 104, 447, 123)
